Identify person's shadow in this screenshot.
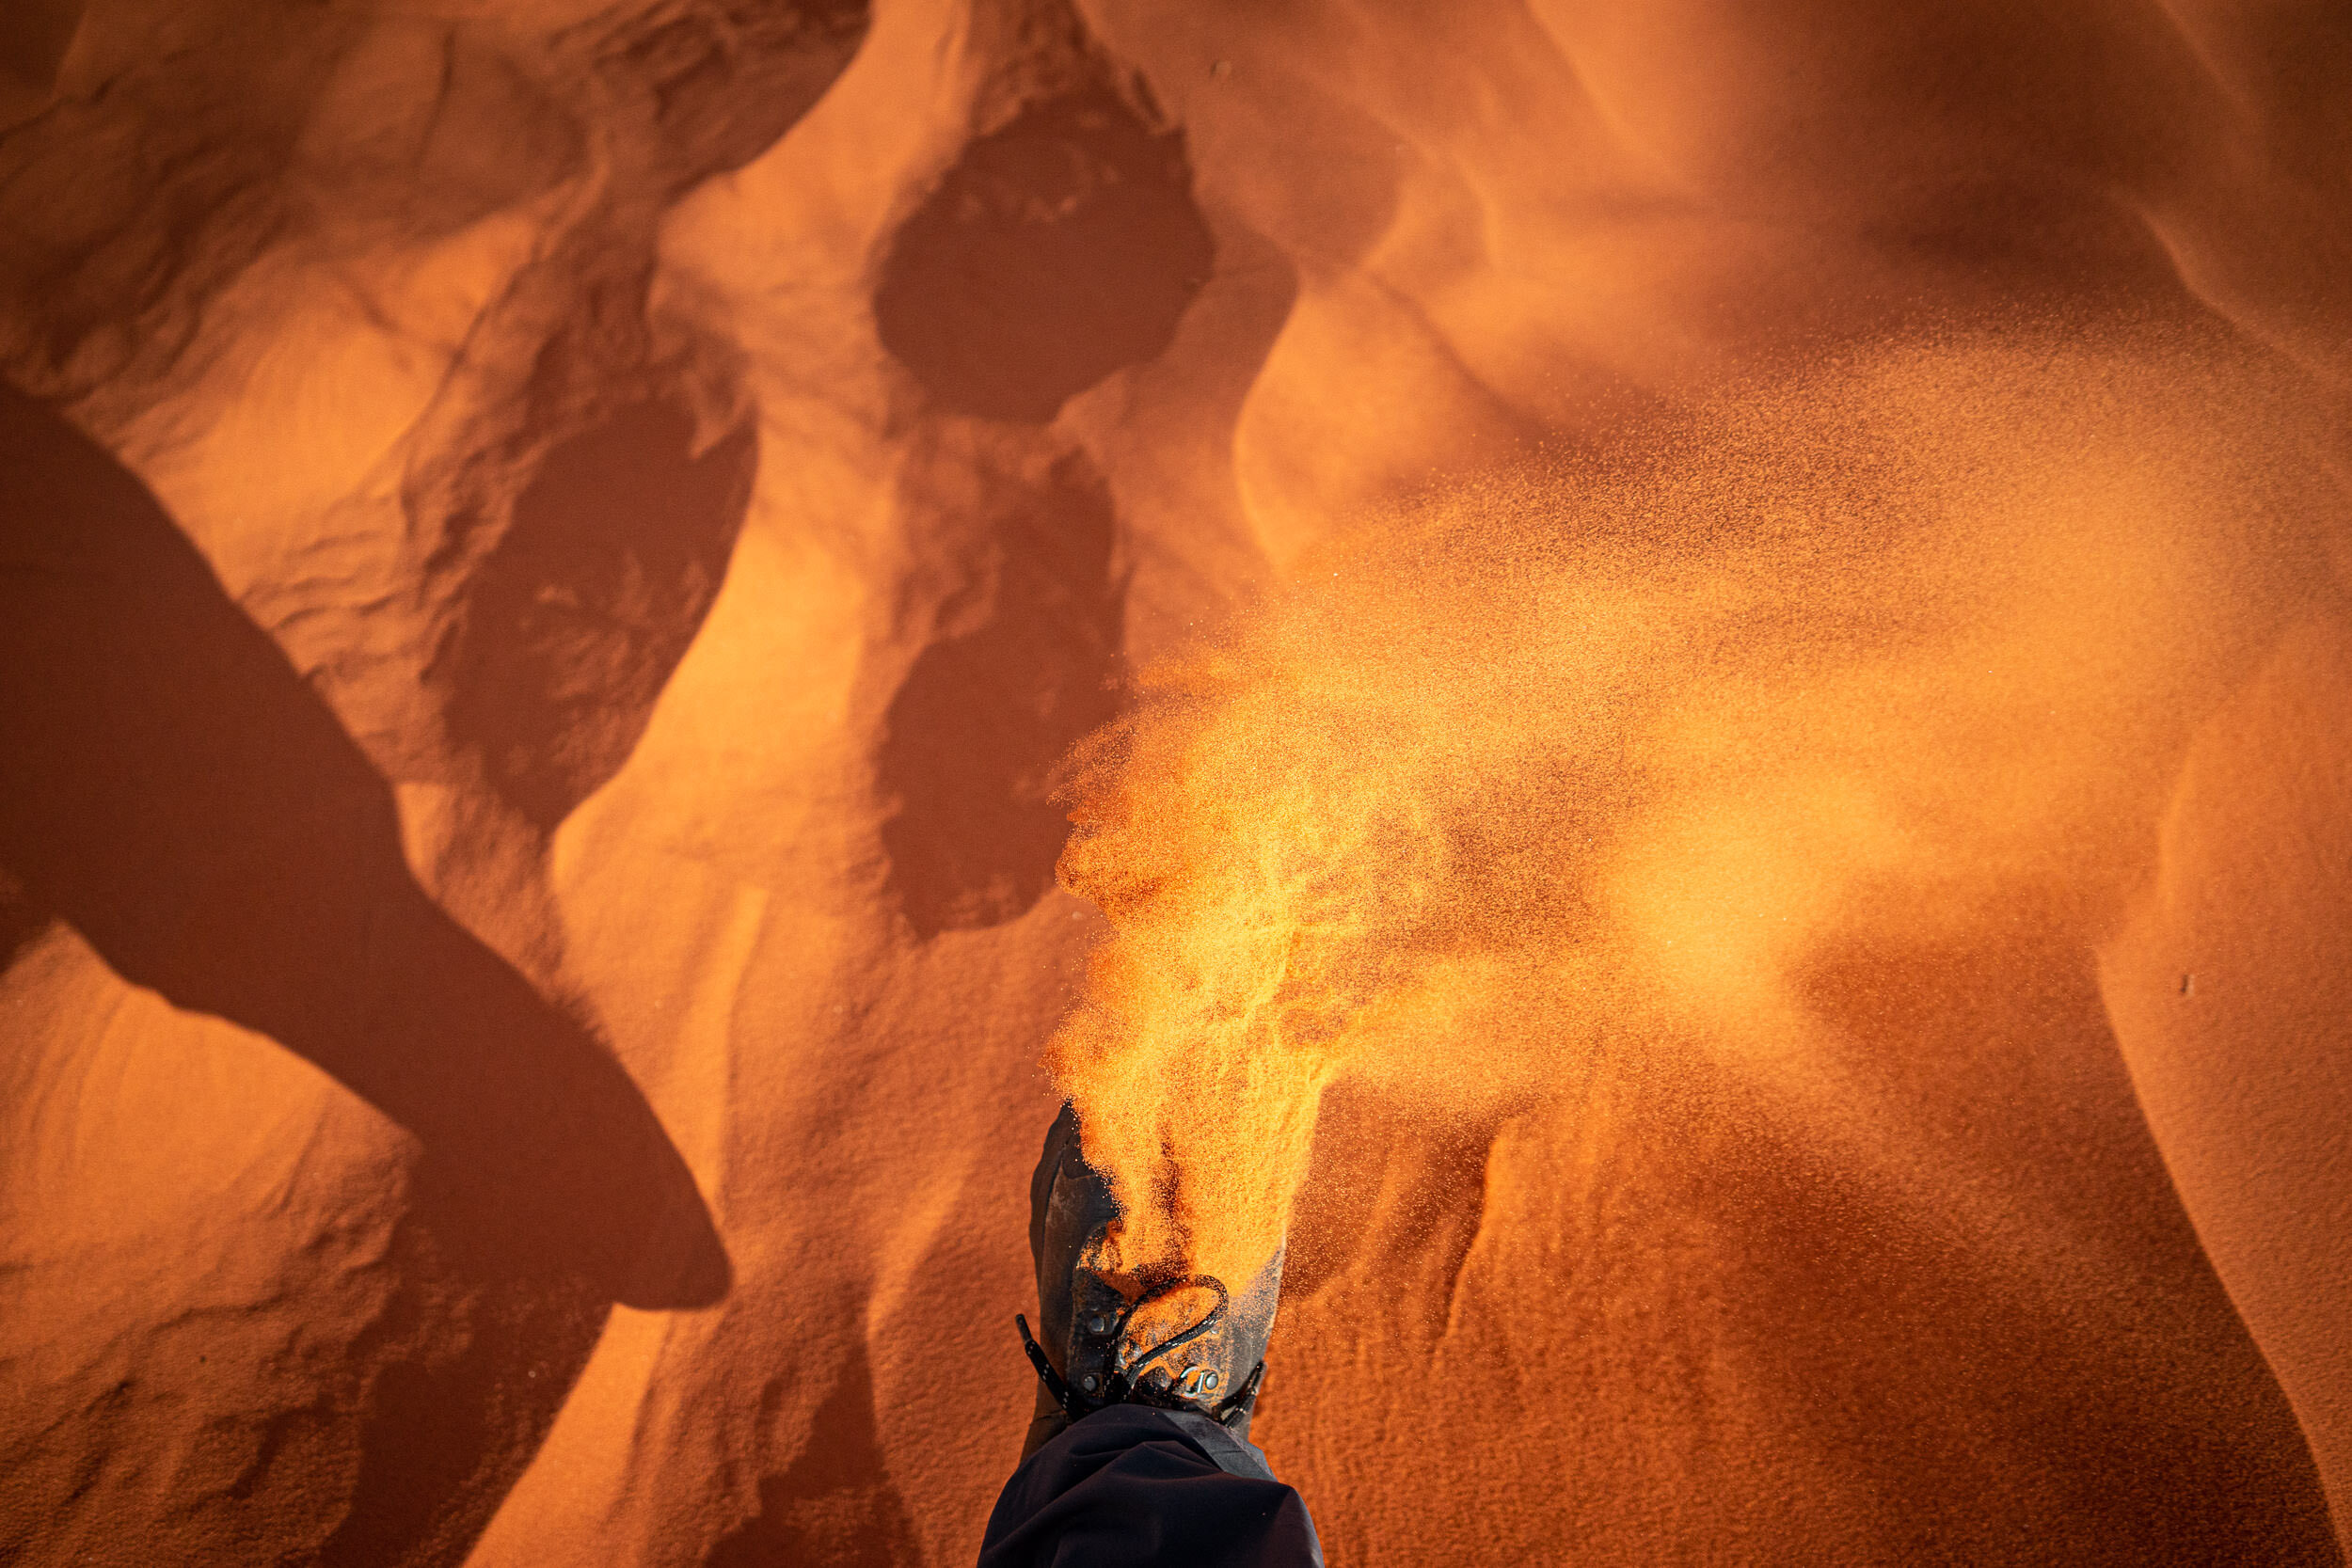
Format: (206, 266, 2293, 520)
(0, 382, 730, 1560)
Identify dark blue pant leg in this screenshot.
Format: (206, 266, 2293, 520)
(977, 1406, 1323, 1568)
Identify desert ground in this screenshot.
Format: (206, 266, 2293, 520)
(2, 1, 2348, 1563)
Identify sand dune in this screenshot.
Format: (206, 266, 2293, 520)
(1, 0, 2346, 1562)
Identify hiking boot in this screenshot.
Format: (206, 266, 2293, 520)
(1007, 1104, 1279, 1457)
(1015, 1103, 1285, 1457)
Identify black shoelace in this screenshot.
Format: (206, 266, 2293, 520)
(1015, 1275, 1263, 1428)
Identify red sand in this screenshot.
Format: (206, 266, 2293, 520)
(2, 1, 2348, 1564)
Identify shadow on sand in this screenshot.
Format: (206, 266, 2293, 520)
(0, 383, 729, 1561)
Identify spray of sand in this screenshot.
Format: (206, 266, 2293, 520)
(1045, 325, 2338, 1292)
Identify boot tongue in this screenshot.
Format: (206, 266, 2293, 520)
(1114, 1280, 1224, 1377)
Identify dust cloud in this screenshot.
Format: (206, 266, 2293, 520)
(1053, 327, 2334, 1293)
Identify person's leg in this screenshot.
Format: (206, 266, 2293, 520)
(978, 1405, 1321, 1568)
(985, 1106, 1322, 1567)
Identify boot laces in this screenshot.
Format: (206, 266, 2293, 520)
(1015, 1274, 1262, 1426)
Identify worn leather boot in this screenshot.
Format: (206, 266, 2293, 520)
(1015, 1103, 1285, 1457)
